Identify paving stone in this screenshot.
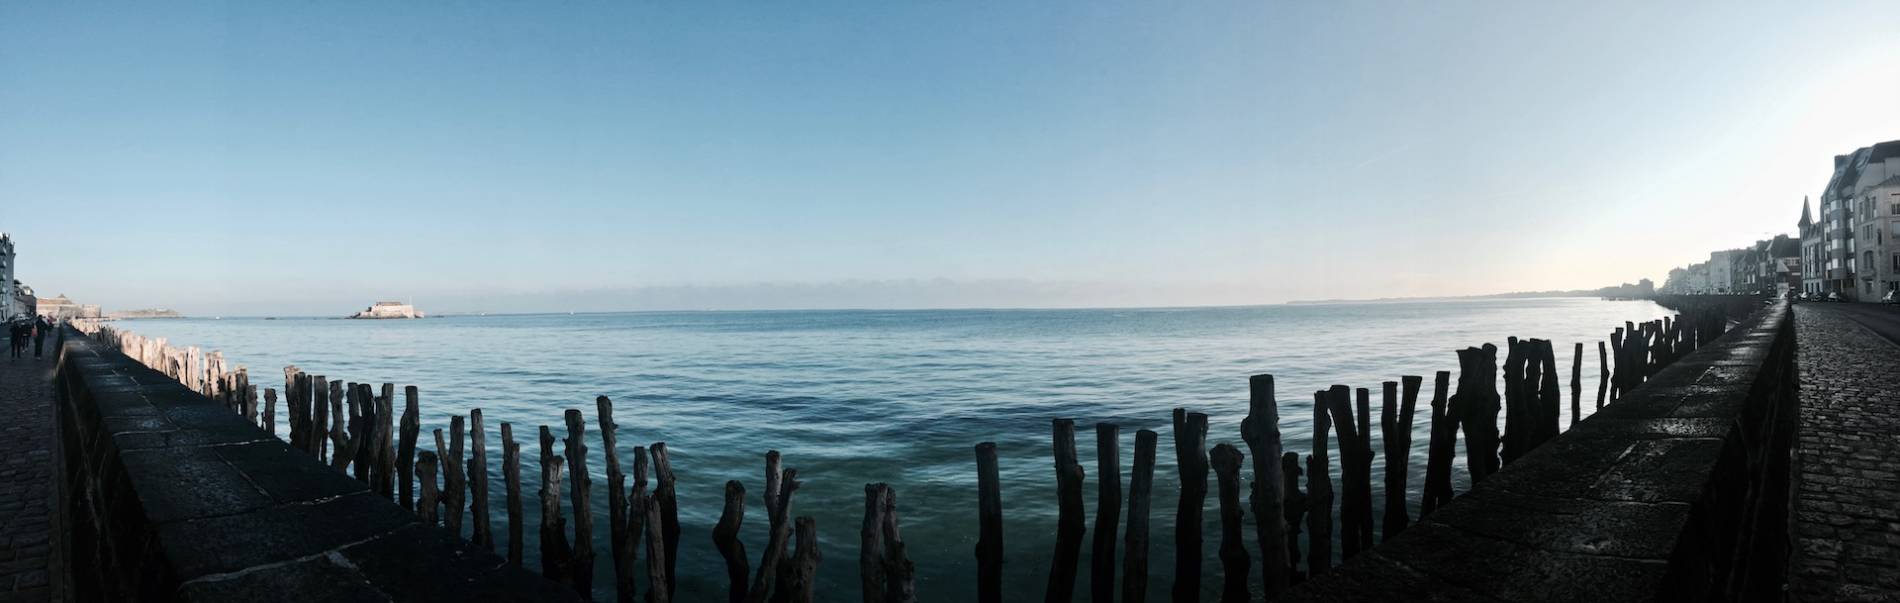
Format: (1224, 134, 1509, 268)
(1789, 305, 1900, 602)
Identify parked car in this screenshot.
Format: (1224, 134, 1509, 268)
(1883, 290, 1900, 306)
(1826, 292, 1843, 302)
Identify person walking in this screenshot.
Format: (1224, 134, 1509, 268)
(33, 315, 49, 359)
(7, 319, 23, 360)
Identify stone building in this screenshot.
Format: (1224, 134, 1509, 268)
(1799, 197, 1825, 296)
(1810, 140, 1900, 300)
(0, 233, 13, 321)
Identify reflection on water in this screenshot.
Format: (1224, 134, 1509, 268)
(120, 297, 1672, 601)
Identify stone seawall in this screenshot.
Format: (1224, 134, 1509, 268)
(1289, 298, 1794, 601)
(52, 329, 579, 601)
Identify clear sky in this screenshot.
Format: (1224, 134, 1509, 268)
(4, 1, 1898, 315)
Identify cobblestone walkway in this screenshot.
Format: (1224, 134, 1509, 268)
(1792, 306, 1900, 602)
(0, 348, 55, 602)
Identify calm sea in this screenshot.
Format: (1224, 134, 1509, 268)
(117, 297, 1671, 601)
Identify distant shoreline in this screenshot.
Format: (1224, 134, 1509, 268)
(1284, 291, 1614, 305)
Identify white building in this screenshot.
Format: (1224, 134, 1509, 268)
(1813, 140, 1900, 300)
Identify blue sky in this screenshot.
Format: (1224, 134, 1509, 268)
(4, 1, 1898, 314)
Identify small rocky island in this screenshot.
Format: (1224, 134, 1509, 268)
(108, 308, 184, 319)
(348, 301, 425, 319)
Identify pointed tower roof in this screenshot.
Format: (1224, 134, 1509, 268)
(1799, 196, 1813, 227)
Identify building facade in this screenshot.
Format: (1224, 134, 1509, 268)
(0, 233, 14, 321)
(1811, 140, 1900, 300)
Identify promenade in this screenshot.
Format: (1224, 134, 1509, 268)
(0, 344, 55, 601)
(1792, 303, 1900, 601)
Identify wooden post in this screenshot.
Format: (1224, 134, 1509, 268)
(470, 409, 492, 551)
(877, 485, 916, 603)
(1089, 423, 1121, 603)
(328, 381, 346, 464)
(747, 466, 798, 603)
(632, 448, 650, 599)
(331, 387, 361, 474)
(353, 383, 375, 483)
(539, 426, 571, 583)
(1046, 419, 1085, 603)
(718, 481, 750, 603)
(1171, 409, 1209, 602)
(1307, 389, 1337, 574)
(638, 490, 668, 603)
(651, 443, 680, 599)
(859, 484, 888, 603)
(642, 492, 671, 603)
(263, 388, 277, 438)
(1240, 374, 1287, 595)
(446, 416, 467, 536)
(1596, 338, 1611, 408)
(1326, 386, 1369, 559)
(1210, 443, 1248, 603)
(377, 384, 396, 500)
(599, 398, 633, 603)
(784, 517, 821, 603)
(1500, 338, 1526, 465)
(1382, 377, 1420, 540)
(564, 410, 594, 597)
(1280, 452, 1306, 584)
(417, 451, 440, 526)
(974, 442, 1003, 603)
(1536, 339, 1561, 446)
(312, 375, 330, 462)
(1121, 429, 1158, 603)
(1421, 371, 1456, 516)
(1570, 342, 1583, 426)
(1609, 328, 1625, 402)
(399, 386, 421, 511)
(1453, 345, 1502, 482)
(502, 422, 524, 568)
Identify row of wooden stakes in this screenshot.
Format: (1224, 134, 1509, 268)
(72, 305, 1720, 602)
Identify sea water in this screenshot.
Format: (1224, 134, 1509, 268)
(117, 297, 1673, 600)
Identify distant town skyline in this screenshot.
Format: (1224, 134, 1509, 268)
(6, 2, 1900, 316)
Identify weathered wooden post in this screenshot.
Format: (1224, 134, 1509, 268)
(354, 383, 377, 483)
(1171, 409, 1209, 602)
(1327, 386, 1372, 558)
(879, 486, 917, 603)
(502, 422, 524, 568)
(1241, 374, 1287, 595)
(263, 388, 277, 438)
(417, 451, 440, 526)
(328, 381, 346, 463)
(399, 386, 420, 511)
(1501, 338, 1526, 465)
(651, 442, 680, 598)
(642, 491, 670, 603)
(1047, 419, 1085, 603)
(1597, 341, 1610, 409)
(376, 384, 396, 500)
(1453, 345, 1502, 482)
(1122, 429, 1158, 603)
(632, 448, 650, 597)
(1210, 443, 1248, 603)
(1536, 339, 1560, 446)
(446, 416, 467, 536)
(598, 397, 632, 603)
(1570, 342, 1583, 425)
(974, 442, 1003, 603)
(747, 464, 798, 603)
(470, 409, 492, 551)
(312, 375, 331, 462)
(784, 517, 821, 603)
(1090, 423, 1121, 603)
(1307, 390, 1334, 576)
(1382, 377, 1420, 539)
(539, 426, 571, 583)
(717, 481, 750, 603)
(1281, 452, 1306, 584)
(1421, 371, 1455, 516)
(861, 483, 915, 603)
(563, 409, 594, 597)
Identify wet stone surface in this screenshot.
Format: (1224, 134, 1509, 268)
(0, 348, 56, 601)
(1790, 306, 1900, 602)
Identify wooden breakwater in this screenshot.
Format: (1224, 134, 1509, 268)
(69, 296, 1750, 602)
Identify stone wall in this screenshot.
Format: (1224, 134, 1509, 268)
(1289, 298, 1795, 601)
(53, 330, 579, 601)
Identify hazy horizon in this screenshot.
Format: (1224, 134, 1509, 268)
(6, 2, 1898, 316)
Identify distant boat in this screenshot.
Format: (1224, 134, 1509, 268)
(348, 301, 426, 320)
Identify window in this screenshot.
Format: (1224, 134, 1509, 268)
(1892, 254, 1899, 271)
